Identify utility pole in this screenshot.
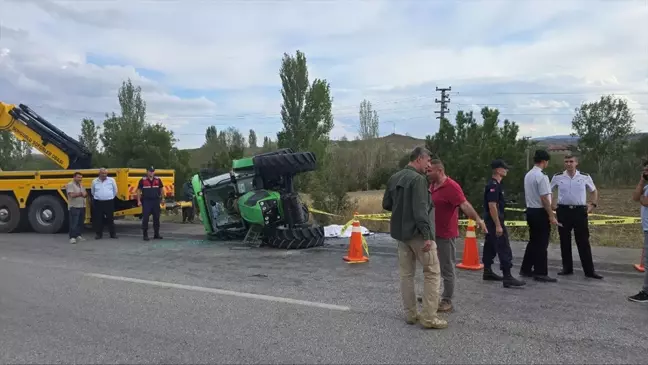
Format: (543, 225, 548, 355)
(434, 86, 451, 120)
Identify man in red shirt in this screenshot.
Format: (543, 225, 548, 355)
(427, 159, 487, 312)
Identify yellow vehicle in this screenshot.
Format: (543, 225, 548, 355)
(0, 102, 177, 234)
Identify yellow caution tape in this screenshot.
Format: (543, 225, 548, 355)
(361, 235, 370, 257)
(308, 207, 343, 217)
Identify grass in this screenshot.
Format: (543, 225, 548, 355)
(306, 188, 645, 249)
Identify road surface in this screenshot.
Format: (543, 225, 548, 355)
(1, 222, 647, 364)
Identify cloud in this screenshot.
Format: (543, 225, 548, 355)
(0, 0, 646, 153)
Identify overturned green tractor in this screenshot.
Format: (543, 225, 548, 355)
(190, 148, 325, 249)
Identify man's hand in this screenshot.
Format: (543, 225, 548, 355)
(137, 200, 141, 207)
(422, 240, 435, 252)
(477, 219, 488, 234)
(550, 215, 561, 227)
(82, 191, 87, 198)
(587, 203, 594, 214)
(496, 225, 503, 237)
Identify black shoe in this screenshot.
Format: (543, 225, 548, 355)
(519, 270, 533, 278)
(503, 276, 526, 288)
(143, 236, 150, 241)
(483, 268, 504, 281)
(585, 272, 603, 279)
(533, 275, 558, 283)
(153, 233, 163, 239)
(95, 234, 102, 240)
(110, 234, 117, 239)
(628, 291, 648, 303)
(557, 270, 573, 276)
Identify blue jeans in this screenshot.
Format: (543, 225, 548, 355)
(69, 207, 85, 238)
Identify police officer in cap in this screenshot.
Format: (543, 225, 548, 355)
(482, 159, 526, 288)
(550, 154, 603, 279)
(137, 166, 164, 241)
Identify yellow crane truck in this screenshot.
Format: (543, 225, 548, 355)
(0, 102, 177, 234)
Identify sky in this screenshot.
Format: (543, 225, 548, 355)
(1, 0, 647, 150)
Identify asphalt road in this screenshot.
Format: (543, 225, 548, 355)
(2, 223, 648, 364)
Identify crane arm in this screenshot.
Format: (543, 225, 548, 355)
(0, 102, 92, 170)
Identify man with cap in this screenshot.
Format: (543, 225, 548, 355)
(482, 159, 526, 288)
(521, 150, 560, 282)
(137, 166, 165, 241)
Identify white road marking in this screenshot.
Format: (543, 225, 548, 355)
(84, 273, 351, 311)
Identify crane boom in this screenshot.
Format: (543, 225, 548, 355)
(0, 102, 92, 169)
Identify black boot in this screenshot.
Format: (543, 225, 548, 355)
(153, 231, 163, 240)
(503, 268, 526, 288)
(143, 230, 150, 241)
(483, 267, 503, 281)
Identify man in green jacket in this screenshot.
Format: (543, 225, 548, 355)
(382, 146, 447, 329)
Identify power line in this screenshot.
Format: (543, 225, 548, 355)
(434, 86, 451, 120)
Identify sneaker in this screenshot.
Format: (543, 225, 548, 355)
(628, 291, 648, 303)
(437, 299, 453, 312)
(421, 317, 448, 329)
(69, 238, 77, 244)
(76, 236, 85, 241)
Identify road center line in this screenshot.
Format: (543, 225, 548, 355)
(84, 273, 351, 311)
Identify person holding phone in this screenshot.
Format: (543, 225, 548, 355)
(628, 160, 648, 303)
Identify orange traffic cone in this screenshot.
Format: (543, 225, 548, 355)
(634, 248, 645, 273)
(343, 216, 369, 264)
(456, 219, 484, 270)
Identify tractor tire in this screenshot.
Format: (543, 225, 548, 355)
(261, 224, 325, 249)
(0, 195, 21, 233)
(27, 195, 66, 234)
(253, 152, 317, 176)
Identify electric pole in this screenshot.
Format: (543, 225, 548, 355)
(434, 86, 451, 120)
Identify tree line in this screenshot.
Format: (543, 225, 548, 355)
(1, 50, 646, 216)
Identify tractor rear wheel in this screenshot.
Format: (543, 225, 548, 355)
(253, 151, 317, 176)
(261, 224, 325, 249)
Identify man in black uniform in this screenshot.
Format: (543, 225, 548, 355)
(137, 166, 164, 241)
(482, 159, 526, 288)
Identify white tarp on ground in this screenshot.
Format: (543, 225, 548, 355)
(324, 224, 374, 238)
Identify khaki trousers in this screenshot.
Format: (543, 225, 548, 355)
(398, 238, 441, 323)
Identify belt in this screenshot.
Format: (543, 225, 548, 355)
(557, 204, 586, 209)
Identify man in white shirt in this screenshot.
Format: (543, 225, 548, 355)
(550, 154, 602, 279)
(520, 150, 559, 283)
(91, 167, 118, 239)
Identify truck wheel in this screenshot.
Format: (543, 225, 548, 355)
(262, 224, 325, 249)
(0, 195, 21, 233)
(28, 195, 66, 234)
(253, 152, 317, 176)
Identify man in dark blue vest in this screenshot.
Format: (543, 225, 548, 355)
(137, 166, 164, 241)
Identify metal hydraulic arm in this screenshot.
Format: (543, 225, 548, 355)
(0, 102, 92, 169)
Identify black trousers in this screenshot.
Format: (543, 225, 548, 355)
(521, 208, 551, 276)
(141, 200, 161, 235)
(482, 220, 513, 271)
(556, 205, 595, 274)
(93, 199, 115, 237)
(182, 206, 194, 223)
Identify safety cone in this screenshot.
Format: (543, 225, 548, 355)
(343, 215, 369, 264)
(634, 248, 645, 273)
(456, 219, 484, 270)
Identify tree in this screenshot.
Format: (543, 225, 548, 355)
(357, 99, 381, 190)
(571, 95, 636, 178)
(0, 132, 31, 170)
(276, 50, 334, 191)
(207, 127, 246, 170)
(261, 136, 278, 153)
(205, 126, 218, 145)
(79, 118, 100, 153)
(426, 107, 533, 213)
(358, 99, 379, 140)
(248, 129, 257, 148)
(100, 79, 147, 166)
(277, 50, 334, 157)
